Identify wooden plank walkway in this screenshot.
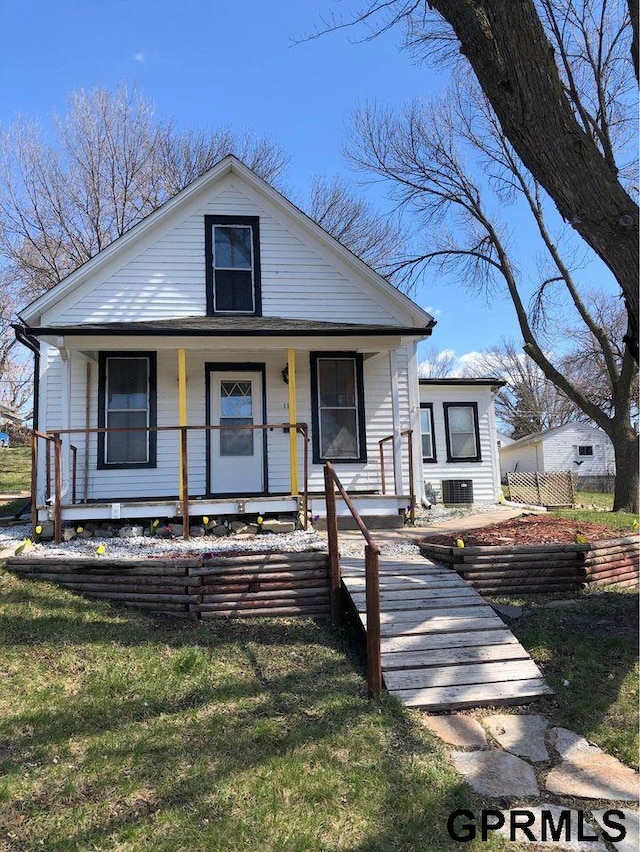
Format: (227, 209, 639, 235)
(341, 553, 552, 710)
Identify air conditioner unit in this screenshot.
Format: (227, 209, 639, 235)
(441, 479, 474, 505)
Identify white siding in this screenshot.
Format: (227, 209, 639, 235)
(540, 425, 614, 476)
(45, 177, 403, 327)
(500, 442, 541, 475)
(418, 385, 501, 504)
(499, 424, 614, 478)
(41, 343, 409, 505)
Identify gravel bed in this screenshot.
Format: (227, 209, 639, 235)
(0, 524, 326, 559)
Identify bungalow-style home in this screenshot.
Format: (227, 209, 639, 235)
(499, 422, 616, 490)
(418, 378, 506, 505)
(15, 155, 439, 529)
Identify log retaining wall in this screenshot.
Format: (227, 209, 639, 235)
(5, 551, 331, 619)
(419, 536, 638, 595)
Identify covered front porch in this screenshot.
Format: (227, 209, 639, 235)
(29, 317, 422, 539)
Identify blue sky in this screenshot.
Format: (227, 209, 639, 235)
(0, 1, 615, 371)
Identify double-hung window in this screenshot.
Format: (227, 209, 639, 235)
(205, 215, 261, 315)
(443, 402, 481, 462)
(310, 353, 366, 463)
(98, 353, 157, 468)
(420, 403, 436, 462)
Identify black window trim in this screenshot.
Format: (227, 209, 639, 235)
(97, 351, 157, 470)
(443, 401, 482, 463)
(310, 351, 367, 465)
(205, 214, 262, 317)
(419, 402, 437, 463)
(577, 445, 594, 456)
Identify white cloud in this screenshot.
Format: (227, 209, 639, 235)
(133, 52, 147, 63)
(424, 305, 443, 317)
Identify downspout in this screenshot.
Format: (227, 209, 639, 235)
(12, 323, 40, 430)
(489, 385, 502, 501)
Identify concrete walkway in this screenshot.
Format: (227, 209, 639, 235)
(423, 712, 638, 851)
(319, 508, 527, 553)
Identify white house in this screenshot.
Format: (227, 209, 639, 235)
(15, 156, 436, 528)
(418, 378, 506, 505)
(498, 422, 616, 489)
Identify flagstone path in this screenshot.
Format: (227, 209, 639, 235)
(422, 712, 639, 851)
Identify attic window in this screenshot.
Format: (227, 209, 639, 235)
(578, 445, 594, 456)
(205, 215, 262, 315)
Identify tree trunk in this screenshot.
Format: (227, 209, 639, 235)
(430, 0, 639, 361)
(610, 424, 639, 514)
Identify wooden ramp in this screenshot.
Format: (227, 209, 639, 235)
(341, 553, 552, 710)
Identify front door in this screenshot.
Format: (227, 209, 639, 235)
(208, 368, 265, 495)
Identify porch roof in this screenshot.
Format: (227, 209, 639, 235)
(23, 315, 433, 338)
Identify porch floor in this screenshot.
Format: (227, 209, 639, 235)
(38, 493, 412, 524)
(340, 553, 552, 710)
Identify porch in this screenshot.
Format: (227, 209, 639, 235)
(32, 422, 416, 542)
(31, 322, 423, 541)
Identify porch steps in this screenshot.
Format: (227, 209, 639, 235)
(340, 554, 552, 711)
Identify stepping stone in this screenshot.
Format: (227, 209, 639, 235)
(483, 714, 549, 762)
(546, 728, 639, 801)
(421, 714, 487, 748)
(450, 750, 539, 798)
(592, 808, 638, 852)
(495, 804, 607, 851)
(491, 602, 523, 620)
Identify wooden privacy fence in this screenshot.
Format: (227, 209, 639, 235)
(506, 471, 577, 508)
(5, 551, 331, 619)
(419, 535, 639, 595)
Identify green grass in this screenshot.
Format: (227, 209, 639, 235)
(0, 570, 519, 852)
(0, 445, 31, 494)
(550, 506, 637, 531)
(507, 590, 639, 766)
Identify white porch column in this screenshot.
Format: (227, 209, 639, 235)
(406, 340, 424, 504)
(388, 349, 403, 495)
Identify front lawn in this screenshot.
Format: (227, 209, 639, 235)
(0, 570, 514, 852)
(0, 445, 31, 494)
(506, 590, 639, 767)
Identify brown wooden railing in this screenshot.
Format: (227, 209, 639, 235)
(378, 428, 416, 522)
(34, 422, 309, 545)
(324, 462, 382, 698)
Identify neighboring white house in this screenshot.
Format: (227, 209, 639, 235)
(418, 378, 506, 505)
(498, 422, 616, 489)
(16, 155, 436, 526)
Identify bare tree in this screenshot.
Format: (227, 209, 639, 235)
(417, 345, 459, 378)
(348, 77, 638, 511)
(311, 0, 639, 362)
(0, 279, 31, 419)
(0, 85, 289, 302)
(460, 340, 578, 437)
(305, 175, 404, 272)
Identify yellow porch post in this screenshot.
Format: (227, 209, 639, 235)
(177, 349, 188, 500)
(287, 348, 298, 496)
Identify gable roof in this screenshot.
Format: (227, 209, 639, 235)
(19, 155, 434, 330)
(499, 422, 607, 451)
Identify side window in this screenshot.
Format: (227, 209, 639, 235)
(205, 215, 261, 315)
(578, 445, 594, 456)
(98, 353, 157, 469)
(443, 402, 481, 462)
(310, 353, 367, 463)
(420, 403, 436, 462)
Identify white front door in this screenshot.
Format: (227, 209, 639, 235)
(209, 369, 265, 494)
